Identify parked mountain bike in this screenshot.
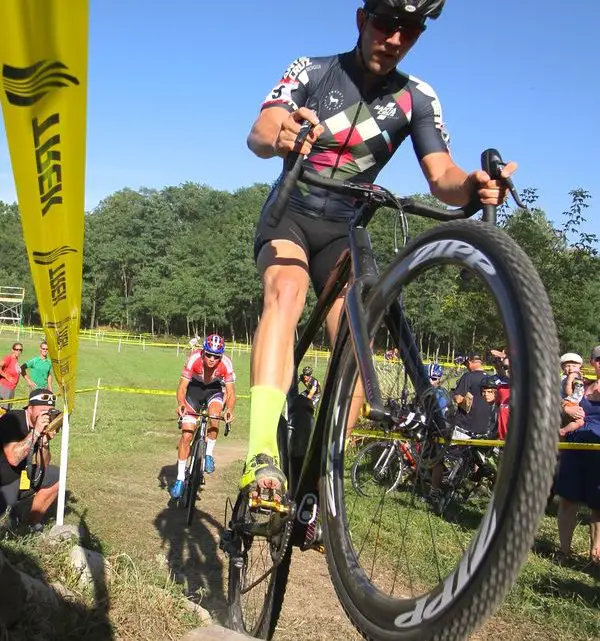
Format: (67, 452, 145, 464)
(221, 127, 559, 641)
(177, 407, 230, 526)
(433, 426, 499, 516)
(351, 402, 423, 498)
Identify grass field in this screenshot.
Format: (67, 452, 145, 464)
(0, 333, 598, 640)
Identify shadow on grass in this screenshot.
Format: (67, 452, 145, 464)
(1, 493, 113, 640)
(154, 463, 227, 625)
(528, 572, 600, 610)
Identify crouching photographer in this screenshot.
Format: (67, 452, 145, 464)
(0, 388, 62, 532)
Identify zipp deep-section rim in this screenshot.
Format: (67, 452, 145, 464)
(321, 221, 559, 641)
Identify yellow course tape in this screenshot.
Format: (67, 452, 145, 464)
(5, 388, 250, 405)
(352, 429, 600, 451)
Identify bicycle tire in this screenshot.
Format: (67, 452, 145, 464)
(227, 491, 292, 639)
(187, 436, 205, 526)
(351, 441, 405, 498)
(321, 220, 559, 640)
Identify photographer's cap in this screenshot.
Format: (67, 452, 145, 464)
(27, 388, 56, 407)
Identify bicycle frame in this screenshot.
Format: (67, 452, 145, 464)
(259, 146, 524, 544)
(284, 203, 430, 532)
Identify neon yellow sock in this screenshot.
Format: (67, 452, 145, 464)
(246, 385, 286, 463)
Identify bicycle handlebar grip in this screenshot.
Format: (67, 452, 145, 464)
(266, 121, 313, 228)
(481, 148, 506, 224)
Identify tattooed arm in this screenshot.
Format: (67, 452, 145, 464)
(3, 413, 49, 467)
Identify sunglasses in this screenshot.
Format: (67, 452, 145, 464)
(30, 392, 56, 403)
(13, 347, 23, 351)
(368, 13, 425, 41)
(429, 376, 441, 382)
(204, 353, 222, 360)
(595, 357, 600, 363)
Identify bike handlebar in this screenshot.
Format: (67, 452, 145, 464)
(266, 121, 525, 228)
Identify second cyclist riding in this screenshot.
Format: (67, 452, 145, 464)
(222, 131, 559, 641)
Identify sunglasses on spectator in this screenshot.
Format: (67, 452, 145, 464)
(30, 393, 56, 403)
(204, 353, 221, 360)
(368, 13, 425, 40)
(13, 347, 23, 351)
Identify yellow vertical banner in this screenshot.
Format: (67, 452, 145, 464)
(0, 0, 88, 411)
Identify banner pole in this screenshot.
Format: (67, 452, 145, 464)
(55, 406, 70, 525)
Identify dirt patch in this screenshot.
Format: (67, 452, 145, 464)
(69, 439, 564, 640)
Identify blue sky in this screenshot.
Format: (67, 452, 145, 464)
(1, 0, 598, 237)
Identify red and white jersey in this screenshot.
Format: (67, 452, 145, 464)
(181, 351, 236, 387)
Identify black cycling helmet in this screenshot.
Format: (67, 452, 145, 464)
(480, 375, 499, 390)
(363, 0, 446, 22)
(302, 366, 313, 377)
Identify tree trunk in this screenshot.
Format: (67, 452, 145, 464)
(89, 292, 96, 330)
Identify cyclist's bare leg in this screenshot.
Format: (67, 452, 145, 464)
(252, 240, 310, 388)
(177, 429, 194, 462)
(557, 497, 580, 555)
(243, 240, 310, 495)
(205, 399, 223, 461)
(206, 399, 223, 441)
(325, 295, 365, 442)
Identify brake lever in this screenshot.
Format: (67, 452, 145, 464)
(481, 148, 527, 210)
(284, 120, 315, 171)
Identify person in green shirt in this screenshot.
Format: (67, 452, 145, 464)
(22, 341, 53, 391)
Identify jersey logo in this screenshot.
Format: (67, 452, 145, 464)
(321, 89, 344, 113)
(282, 57, 312, 81)
(374, 102, 398, 121)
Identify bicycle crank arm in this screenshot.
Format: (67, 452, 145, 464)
(360, 402, 395, 426)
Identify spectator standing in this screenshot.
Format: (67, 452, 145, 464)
(555, 346, 600, 565)
(490, 348, 510, 439)
(453, 352, 493, 435)
(0, 343, 23, 410)
(21, 341, 52, 391)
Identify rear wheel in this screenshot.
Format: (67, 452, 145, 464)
(227, 492, 292, 639)
(321, 221, 559, 640)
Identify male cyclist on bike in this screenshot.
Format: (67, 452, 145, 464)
(299, 366, 322, 407)
(170, 334, 236, 499)
(241, 0, 516, 497)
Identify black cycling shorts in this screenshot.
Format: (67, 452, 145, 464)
(254, 209, 350, 295)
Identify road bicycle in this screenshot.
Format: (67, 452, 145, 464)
(177, 407, 230, 526)
(221, 132, 559, 640)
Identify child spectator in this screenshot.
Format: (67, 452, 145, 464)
(559, 352, 585, 437)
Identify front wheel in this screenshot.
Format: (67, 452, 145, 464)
(321, 221, 559, 640)
(186, 437, 205, 526)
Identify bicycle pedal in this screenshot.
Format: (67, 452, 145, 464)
(312, 544, 326, 554)
(249, 496, 290, 514)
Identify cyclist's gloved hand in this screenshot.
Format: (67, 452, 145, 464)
(224, 409, 234, 424)
(177, 404, 186, 418)
(275, 107, 324, 158)
(467, 161, 518, 206)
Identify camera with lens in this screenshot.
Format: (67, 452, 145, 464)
(44, 408, 64, 437)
